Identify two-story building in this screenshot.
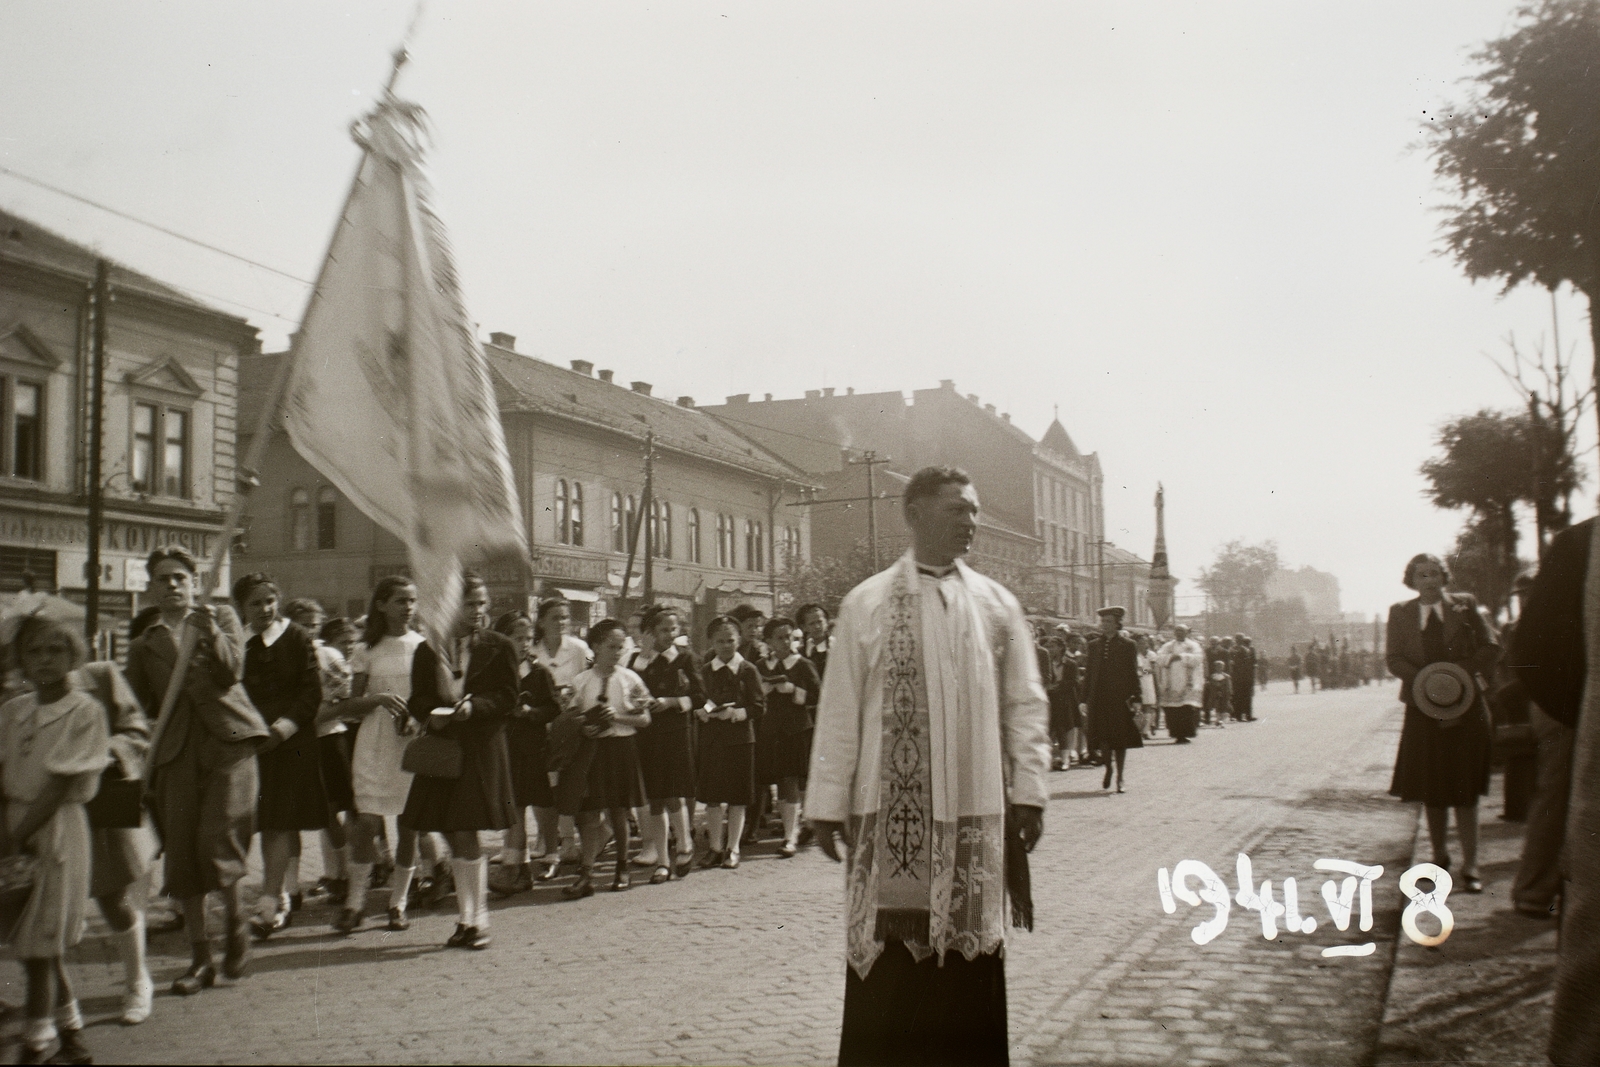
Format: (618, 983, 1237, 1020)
(0, 209, 257, 651)
(239, 335, 814, 638)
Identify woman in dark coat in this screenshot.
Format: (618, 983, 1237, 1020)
(232, 573, 326, 941)
(1386, 553, 1500, 893)
(402, 572, 519, 949)
(488, 610, 564, 894)
(628, 606, 704, 882)
(696, 615, 765, 869)
(1083, 607, 1144, 793)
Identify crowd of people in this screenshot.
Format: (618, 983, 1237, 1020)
(0, 545, 840, 1063)
(1286, 639, 1381, 693)
(1033, 614, 1267, 790)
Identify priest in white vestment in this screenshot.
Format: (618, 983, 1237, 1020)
(808, 466, 1051, 1067)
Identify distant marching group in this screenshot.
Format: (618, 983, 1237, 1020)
(0, 546, 835, 1064)
(1034, 612, 1269, 793)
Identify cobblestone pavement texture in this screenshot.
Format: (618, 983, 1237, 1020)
(1375, 773, 1556, 1066)
(42, 683, 1539, 1065)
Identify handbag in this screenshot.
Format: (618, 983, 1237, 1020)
(87, 770, 145, 829)
(401, 732, 463, 779)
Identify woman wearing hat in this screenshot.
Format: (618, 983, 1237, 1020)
(1386, 553, 1500, 893)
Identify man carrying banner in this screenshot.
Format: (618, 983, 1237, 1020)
(808, 466, 1051, 1067)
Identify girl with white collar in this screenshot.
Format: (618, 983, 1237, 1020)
(628, 606, 705, 882)
(695, 615, 766, 870)
(756, 617, 821, 857)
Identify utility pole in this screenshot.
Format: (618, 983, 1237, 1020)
(641, 431, 655, 603)
(621, 431, 652, 606)
(848, 450, 891, 571)
(85, 260, 108, 653)
(765, 481, 785, 609)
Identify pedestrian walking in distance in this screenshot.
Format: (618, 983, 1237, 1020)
(695, 615, 765, 870)
(1083, 606, 1143, 793)
(127, 546, 267, 998)
(401, 572, 521, 951)
(809, 466, 1050, 1067)
(1386, 553, 1499, 895)
(0, 612, 111, 1064)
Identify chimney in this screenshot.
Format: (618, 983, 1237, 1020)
(489, 332, 516, 350)
(940, 379, 955, 391)
(984, 403, 996, 414)
(847, 387, 855, 395)
(677, 396, 695, 408)
(764, 393, 773, 402)
(570, 360, 594, 376)
(598, 369, 615, 383)
(1001, 412, 1011, 423)
(823, 387, 835, 397)
(630, 381, 652, 396)
(967, 394, 979, 403)
(804, 389, 822, 400)
(726, 393, 750, 405)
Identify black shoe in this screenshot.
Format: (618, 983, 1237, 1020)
(54, 1029, 92, 1065)
(250, 910, 290, 941)
(332, 907, 363, 935)
(699, 849, 724, 870)
(561, 869, 595, 900)
(172, 962, 216, 996)
(1102, 765, 1113, 790)
(386, 906, 410, 931)
(289, 891, 304, 912)
(445, 923, 473, 948)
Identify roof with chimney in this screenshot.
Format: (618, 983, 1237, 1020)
(482, 342, 810, 483)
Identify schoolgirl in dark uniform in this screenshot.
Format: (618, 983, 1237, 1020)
(756, 617, 820, 857)
(628, 606, 704, 882)
(695, 615, 765, 870)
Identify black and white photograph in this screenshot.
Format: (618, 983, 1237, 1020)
(0, 2, 1596, 1064)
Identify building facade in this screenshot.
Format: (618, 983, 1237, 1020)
(0, 210, 257, 652)
(239, 335, 813, 639)
(701, 379, 1109, 621)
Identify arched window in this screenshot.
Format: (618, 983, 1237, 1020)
(716, 514, 732, 568)
(687, 508, 701, 564)
(570, 483, 584, 547)
(611, 492, 625, 552)
(290, 487, 312, 551)
(652, 500, 671, 558)
(555, 479, 570, 544)
(745, 520, 764, 571)
(316, 486, 337, 550)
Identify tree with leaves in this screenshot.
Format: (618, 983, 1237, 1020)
(1418, 409, 1537, 610)
(1445, 514, 1522, 618)
(1426, 0, 1600, 435)
(1197, 540, 1281, 622)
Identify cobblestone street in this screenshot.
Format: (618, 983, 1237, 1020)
(54, 683, 1471, 1064)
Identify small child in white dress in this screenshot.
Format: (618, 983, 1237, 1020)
(0, 612, 111, 1063)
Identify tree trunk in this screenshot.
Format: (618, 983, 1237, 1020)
(1590, 287, 1600, 455)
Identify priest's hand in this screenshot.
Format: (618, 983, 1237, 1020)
(1010, 804, 1043, 853)
(811, 819, 852, 862)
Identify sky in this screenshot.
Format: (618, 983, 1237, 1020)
(4, 1, 1589, 618)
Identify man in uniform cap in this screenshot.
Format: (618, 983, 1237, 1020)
(1082, 607, 1143, 791)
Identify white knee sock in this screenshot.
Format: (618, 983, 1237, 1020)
(119, 913, 151, 988)
(347, 862, 373, 911)
(473, 857, 490, 929)
(392, 865, 416, 913)
(321, 832, 347, 879)
(706, 806, 726, 851)
(671, 807, 693, 855)
(54, 999, 83, 1032)
(726, 807, 746, 855)
(451, 858, 473, 926)
(25, 1018, 56, 1053)
(779, 801, 800, 845)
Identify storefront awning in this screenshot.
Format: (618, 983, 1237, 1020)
(553, 586, 600, 603)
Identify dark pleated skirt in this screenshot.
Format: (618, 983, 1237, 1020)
(839, 942, 1008, 1067)
(401, 724, 517, 832)
(319, 731, 355, 814)
(1390, 703, 1492, 807)
(556, 735, 647, 814)
(506, 719, 555, 810)
(636, 721, 696, 801)
(696, 741, 755, 806)
(771, 727, 813, 783)
(258, 732, 330, 831)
